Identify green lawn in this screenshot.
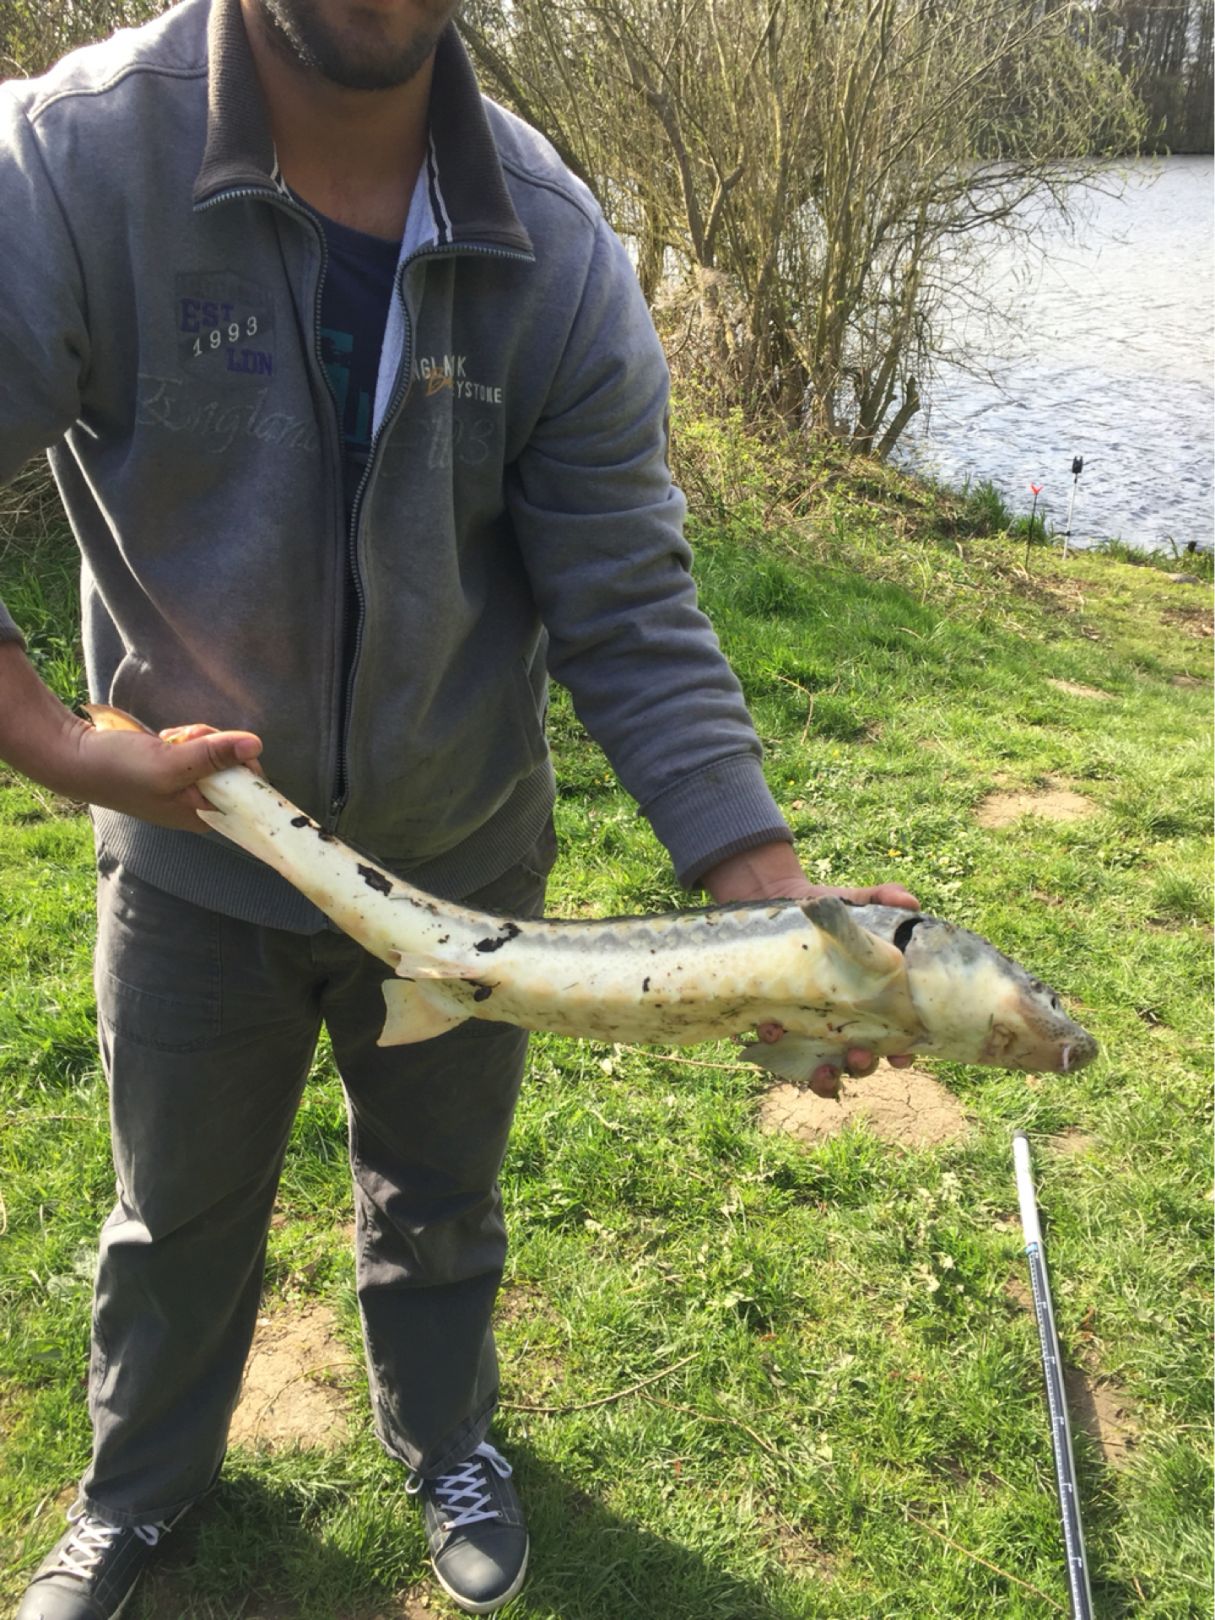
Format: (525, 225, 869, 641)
(0, 427, 1211, 1619)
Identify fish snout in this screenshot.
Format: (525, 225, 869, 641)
(984, 1018, 1098, 1074)
(1055, 1028, 1100, 1073)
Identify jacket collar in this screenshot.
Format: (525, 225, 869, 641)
(194, 0, 532, 254)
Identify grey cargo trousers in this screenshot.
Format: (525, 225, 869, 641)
(78, 832, 551, 1528)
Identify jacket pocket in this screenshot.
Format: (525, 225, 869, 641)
(94, 866, 223, 1052)
(108, 651, 152, 724)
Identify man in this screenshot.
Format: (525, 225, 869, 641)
(2, 1, 916, 1614)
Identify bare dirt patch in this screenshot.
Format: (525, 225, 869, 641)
(756, 1062, 970, 1149)
(1046, 1128, 1097, 1156)
(1170, 672, 1209, 688)
(1063, 1368, 1140, 1470)
(1003, 1275, 1034, 1313)
(1046, 679, 1114, 701)
(1162, 603, 1213, 639)
(758, 1501, 840, 1580)
(342, 1595, 434, 1620)
(1002, 1281, 1139, 1470)
(975, 780, 1097, 829)
(497, 1281, 566, 1408)
(229, 1303, 358, 1453)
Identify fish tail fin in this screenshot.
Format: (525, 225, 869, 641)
(83, 703, 157, 734)
(379, 979, 468, 1046)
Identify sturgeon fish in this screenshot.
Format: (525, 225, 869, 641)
(86, 705, 1097, 1090)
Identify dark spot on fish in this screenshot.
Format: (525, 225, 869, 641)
(642, 977, 651, 992)
(317, 829, 337, 843)
(357, 863, 392, 896)
(290, 814, 314, 829)
(474, 922, 522, 953)
(438, 935, 450, 945)
(473, 985, 494, 1002)
(801, 943, 808, 950)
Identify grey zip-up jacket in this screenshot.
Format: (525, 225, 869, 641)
(0, 0, 790, 928)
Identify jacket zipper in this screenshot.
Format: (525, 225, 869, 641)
(197, 182, 350, 814)
(328, 239, 531, 825)
(197, 186, 532, 824)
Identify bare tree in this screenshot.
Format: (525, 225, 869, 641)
(5, 0, 1150, 455)
(464, 0, 1143, 454)
(1, 0, 166, 77)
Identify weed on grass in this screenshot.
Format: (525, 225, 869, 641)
(0, 427, 1210, 1618)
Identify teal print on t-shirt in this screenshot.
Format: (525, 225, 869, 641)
(321, 325, 374, 461)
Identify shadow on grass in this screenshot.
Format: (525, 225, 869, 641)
(122, 1441, 805, 1620)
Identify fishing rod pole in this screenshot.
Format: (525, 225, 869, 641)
(1013, 1132, 1094, 1620)
(1061, 457, 1084, 560)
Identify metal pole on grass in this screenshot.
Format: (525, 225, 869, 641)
(1061, 457, 1084, 560)
(1013, 1132, 1094, 1620)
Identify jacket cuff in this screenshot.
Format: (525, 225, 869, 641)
(641, 754, 793, 890)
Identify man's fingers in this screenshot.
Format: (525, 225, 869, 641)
(810, 1065, 842, 1098)
(830, 881, 920, 910)
(168, 730, 262, 781)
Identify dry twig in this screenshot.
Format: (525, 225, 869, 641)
(614, 1044, 756, 1073)
(502, 1352, 697, 1415)
(906, 1510, 1066, 1612)
(641, 1394, 784, 1464)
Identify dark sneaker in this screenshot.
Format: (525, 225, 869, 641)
(409, 1441, 529, 1614)
(16, 1501, 182, 1620)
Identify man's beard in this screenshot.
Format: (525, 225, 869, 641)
(253, 0, 453, 91)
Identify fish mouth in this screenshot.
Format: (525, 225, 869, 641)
(1046, 1031, 1099, 1074)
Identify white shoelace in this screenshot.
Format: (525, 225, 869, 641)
(54, 1507, 169, 1579)
(408, 1441, 513, 1532)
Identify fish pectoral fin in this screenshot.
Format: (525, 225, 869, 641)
(742, 1036, 850, 1097)
(378, 979, 467, 1046)
(802, 897, 906, 978)
(389, 950, 483, 982)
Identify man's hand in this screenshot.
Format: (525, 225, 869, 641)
(66, 718, 263, 833)
(701, 839, 920, 1093)
(0, 648, 262, 834)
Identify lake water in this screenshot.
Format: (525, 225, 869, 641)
(896, 156, 1214, 553)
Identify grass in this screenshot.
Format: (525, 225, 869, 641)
(0, 412, 1211, 1619)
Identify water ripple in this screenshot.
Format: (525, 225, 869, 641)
(898, 156, 1213, 552)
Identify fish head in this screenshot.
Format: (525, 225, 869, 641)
(899, 917, 1097, 1074)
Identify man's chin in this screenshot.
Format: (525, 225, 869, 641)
(254, 0, 449, 91)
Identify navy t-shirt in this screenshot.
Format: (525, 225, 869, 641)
(314, 211, 400, 521)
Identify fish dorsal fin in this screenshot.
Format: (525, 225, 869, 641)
(802, 897, 905, 978)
